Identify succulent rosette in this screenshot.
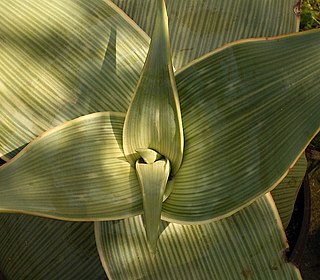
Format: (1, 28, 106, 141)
(0, 0, 320, 279)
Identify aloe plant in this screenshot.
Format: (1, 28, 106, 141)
(0, 0, 320, 279)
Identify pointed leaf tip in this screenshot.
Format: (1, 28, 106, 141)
(123, 0, 184, 174)
(136, 158, 170, 253)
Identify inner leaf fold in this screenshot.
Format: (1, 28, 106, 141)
(136, 157, 170, 253)
(122, 0, 184, 175)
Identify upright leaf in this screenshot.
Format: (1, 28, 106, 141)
(136, 157, 170, 253)
(123, 0, 184, 174)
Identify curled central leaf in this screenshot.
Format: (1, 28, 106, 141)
(123, 0, 184, 175)
(136, 150, 170, 253)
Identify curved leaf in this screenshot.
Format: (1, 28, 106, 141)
(123, 0, 184, 173)
(161, 30, 320, 223)
(113, 0, 299, 69)
(95, 194, 301, 280)
(271, 154, 307, 228)
(0, 214, 106, 280)
(0, 112, 142, 220)
(0, 0, 149, 160)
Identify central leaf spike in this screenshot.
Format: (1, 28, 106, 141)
(123, 0, 184, 175)
(136, 151, 171, 254)
(136, 148, 163, 164)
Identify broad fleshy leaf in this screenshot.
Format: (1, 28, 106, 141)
(113, 0, 299, 69)
(95, 194, 301, 280)
(161, 30, 320, 223)
(0, 112, 142, 220)
(0, 0, 149, 160)
(0, 214, 106, 280)
(271, 154, 307, 228)
(123, 0, 184, 174)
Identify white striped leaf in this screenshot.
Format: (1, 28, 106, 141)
(160, 30, 320, 223)
(0, 0, 149, 160)
(0, 112, 142, 220)
(123, 0, 184, 174)
(112, 0, 299, 69)
(0, 214, 106, 280)
(95, 194, 301, 280)
(271, 154, 307, 229)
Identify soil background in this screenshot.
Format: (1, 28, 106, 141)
(300, 167, 320, 279)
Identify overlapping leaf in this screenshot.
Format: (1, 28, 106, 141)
(96, 194, 301, 280)
(0, 0, 149, 160)
(161, 30, 320, 223)
(112, 0, 299, 69)
(0, 112, 142, 220)
(0, 1, 317, 278)
(1, 4, 319, 226)
(271, 154, 307, 228)
(1, 0, 300, 161)
(123, 0, 184, 173)
(0, 214, 106, 280)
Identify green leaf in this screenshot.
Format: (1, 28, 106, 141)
(0, 214, 106, 280)
(136, 157, 171, 253)
(271, 154, 307, 229)
(0, 112, 142, 220)
(95, 194, 301, 280)
(112, 0, 299, 69)
(123, 0, 184, 174)
(136, 148, 163, 164)
(0, 0, 149, 160)
(161, 30, 320, 223)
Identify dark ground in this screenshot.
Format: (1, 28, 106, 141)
(300, 167, 320, 279)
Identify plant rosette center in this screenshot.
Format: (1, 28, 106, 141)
(135, 148, 172, 253)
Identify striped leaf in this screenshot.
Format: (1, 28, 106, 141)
(95, 194, 301, 280)
(123, 0, 184, 174)
(160, 30, 320, 223)
(271, 154, 307, 229)
(0, 0, 149, 160)
(0, 112, 142, 220)
(136, 157, 171, 253)
(112, 0, 299, 69)
(0, 214, 106, 280)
